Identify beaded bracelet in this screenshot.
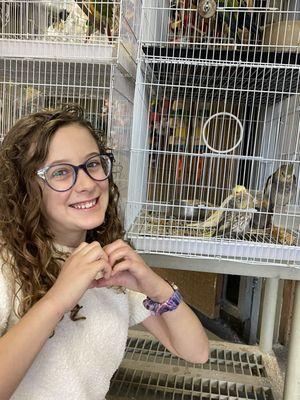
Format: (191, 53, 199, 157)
(143, 282, 182, 316)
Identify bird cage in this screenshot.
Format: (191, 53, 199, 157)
(0, 58, 135, 211)
(0, 0, 140, 76)
(0, 1, 139, 214)
(125, 0, 300, 268)
(0, 58, 111, 137)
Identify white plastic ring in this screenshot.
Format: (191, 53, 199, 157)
(202, 112, 244, 154)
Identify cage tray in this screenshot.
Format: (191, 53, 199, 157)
(127, 210, 300, 267)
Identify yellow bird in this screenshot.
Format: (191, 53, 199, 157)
(215, 186, 255, 238)
(187, 186, 255, 236)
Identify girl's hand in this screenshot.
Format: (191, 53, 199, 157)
(95, 240, 174, 302)
(45, 241, 111, 315)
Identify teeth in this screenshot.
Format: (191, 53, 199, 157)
(72, 199, 97, 209)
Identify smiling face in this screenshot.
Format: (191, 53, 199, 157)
(39, 123, 109, 247)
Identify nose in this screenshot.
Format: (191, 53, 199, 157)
(74, 168, 96, 192)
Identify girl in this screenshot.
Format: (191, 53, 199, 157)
(0, 105, 209, 399)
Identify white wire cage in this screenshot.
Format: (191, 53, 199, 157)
(0, 58, 135, 211)
(141, 0, 300, 55)
(0, 58, 111, 139)
(0, 0, 140, 75)
(125, 1, 300, 268)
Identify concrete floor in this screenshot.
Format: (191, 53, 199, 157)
(273, 344, 288, 378)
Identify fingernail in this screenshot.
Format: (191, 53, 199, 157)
(95, 271, 104, 280)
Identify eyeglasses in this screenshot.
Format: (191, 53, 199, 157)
(36, 153, 114, 192)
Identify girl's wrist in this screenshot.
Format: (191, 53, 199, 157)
(146, 280, 174, 303)
(143, 281, 182, 316)
(42, 294, 66, 320)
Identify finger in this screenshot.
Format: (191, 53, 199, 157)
(103, 239, 129, 256)
(88, 280, 98, 289)
(90, 259, 112, 280)
(106, 246, 130, 266)
(111, 259, 132, 276)
(71, 242, 103, 261)
(101, 259, 112, 280)
(71, 241, 89, 255)
(93, 276, 120, 288)
(95, 270, 104, 280)
(81, 241, 106, 257)
(82, 243, 108, 263)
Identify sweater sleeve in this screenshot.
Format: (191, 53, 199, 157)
(127, 290, 151, 327)
(0, 262, 13, 336)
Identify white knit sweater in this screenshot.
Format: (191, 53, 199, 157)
(0, 245, 151, 400)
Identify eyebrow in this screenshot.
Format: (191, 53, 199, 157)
(47, 152, 100, 166)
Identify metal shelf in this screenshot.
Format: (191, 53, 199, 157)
(0, 40, 136, 78)
(0, 58, 111, 89)
(142, 46, 300, 67)
(131, 236, 300, 271)
(108, 329, 283, 400)
(140, 53, 300, 106)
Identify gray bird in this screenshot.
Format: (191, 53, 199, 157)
(263, 164, 297, 211)
(215, 186, 255, 238)
(251, 164, 297, 230)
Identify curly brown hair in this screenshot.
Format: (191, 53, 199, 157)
(0, 104, 124, 318)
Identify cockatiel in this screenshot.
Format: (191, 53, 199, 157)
(74, 0, 115, 39)
(214, 185, 255, 238)
(187, 185, 253, 232)
(251, 164, 297, 230)
(263, 164, 297, 211)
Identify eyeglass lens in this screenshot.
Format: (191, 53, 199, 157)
(45, 154, 111, 191)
